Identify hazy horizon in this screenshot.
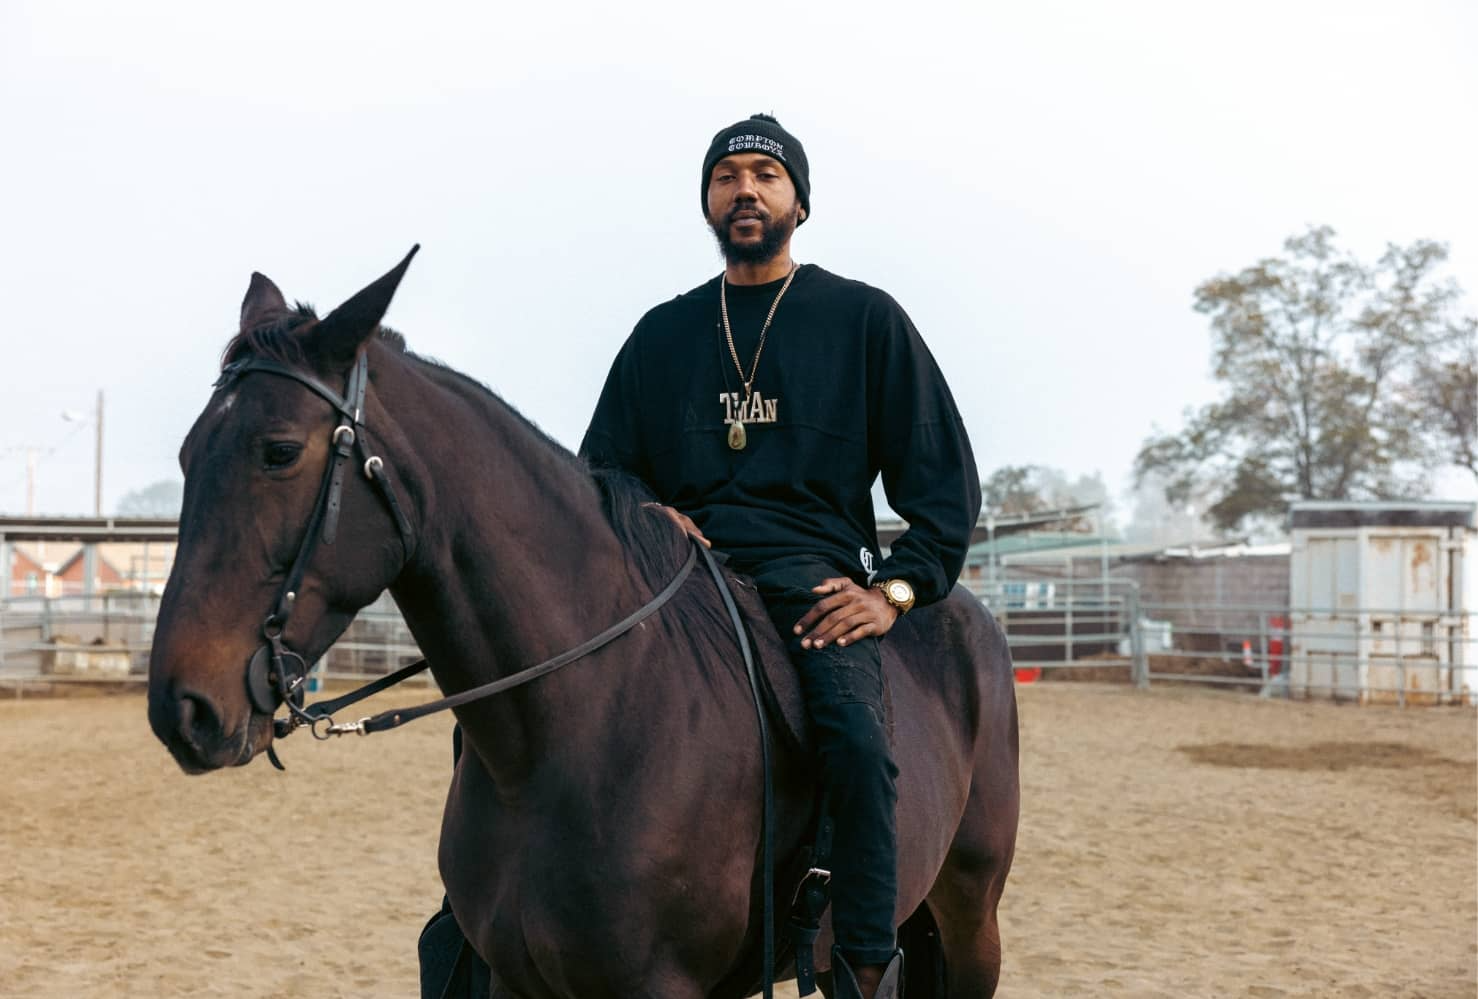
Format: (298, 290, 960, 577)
(3, 1, 1474, 526)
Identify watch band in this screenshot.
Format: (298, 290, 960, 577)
(872, 578, 915, 614)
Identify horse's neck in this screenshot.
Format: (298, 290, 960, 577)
(381, 357, 642, 783)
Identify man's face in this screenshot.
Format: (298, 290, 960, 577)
(706, 152, 804, 264)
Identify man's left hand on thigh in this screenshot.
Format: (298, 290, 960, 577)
(794, 578, 900, 650)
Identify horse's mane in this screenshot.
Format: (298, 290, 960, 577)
(585, 465, 689, 585)
(219, 307, 687, 587)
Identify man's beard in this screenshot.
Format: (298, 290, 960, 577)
(708, 202, 800, 264)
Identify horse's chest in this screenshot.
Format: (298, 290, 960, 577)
(441, 793, 752, 995)
(455, 855, 727, 998)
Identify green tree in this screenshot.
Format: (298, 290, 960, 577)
(116, 479, 183, 517)
(1121, 473, 1219, 546)
(1412, 316, 1477, 479)
(981, 464, 1110, 524)
(1135, 226, 1474, 531)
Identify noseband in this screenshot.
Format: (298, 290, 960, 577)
(215, 352, 415, 767)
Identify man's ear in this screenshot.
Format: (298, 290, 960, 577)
(304, 245, 420, 369)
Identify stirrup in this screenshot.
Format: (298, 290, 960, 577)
(831, 946, 903, 999)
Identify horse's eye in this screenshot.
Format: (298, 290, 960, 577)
(263, 442, 303, 470)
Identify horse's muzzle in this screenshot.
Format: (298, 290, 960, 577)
(148, 682, 255, 773)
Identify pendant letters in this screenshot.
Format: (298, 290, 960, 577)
(719, 391, 780, 426)
(719, 391, 779, 452)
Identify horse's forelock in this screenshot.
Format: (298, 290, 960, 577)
(220, 303, 318, 369)
(219, 304, 409, 371)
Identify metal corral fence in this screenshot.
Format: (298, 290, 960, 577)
(5, 582, 1475, 707)
(970, 577, 1477, 706)
(0, 591, 425, 697)
(969, 576, 1149, 683)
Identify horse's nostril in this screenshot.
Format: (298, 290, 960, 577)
(176, 690, 223, 753)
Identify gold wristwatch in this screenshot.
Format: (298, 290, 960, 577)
(873, 578, 916, 614)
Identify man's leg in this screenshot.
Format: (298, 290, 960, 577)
(419, 725, 492, 999)
(745, 557, 902, 996)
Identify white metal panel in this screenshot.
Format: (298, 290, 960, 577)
(1457, 529, 1477, 702)
(1303, 536, 1350, 611)
(1365, 535, 1402, 612)
(1289, 505, 1476, 704)
(1335, 537, 1359, 611)
(1363, 532, 1446, 702)
(1291, 535, 1360, 698)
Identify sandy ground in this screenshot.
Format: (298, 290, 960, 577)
(0, 684, 1473, 998)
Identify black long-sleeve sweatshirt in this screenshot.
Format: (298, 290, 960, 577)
(580, 264, 981, 607)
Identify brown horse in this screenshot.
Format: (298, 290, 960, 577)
(146, 251, 1020, 998)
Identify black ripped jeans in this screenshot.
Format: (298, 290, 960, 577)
(738, 554, 900, 968)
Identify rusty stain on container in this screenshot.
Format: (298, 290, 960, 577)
(1405, 665, 1443, 706)
(1410, 540, 1432, 590)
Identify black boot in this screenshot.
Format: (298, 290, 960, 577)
(831, 947, 904, 999)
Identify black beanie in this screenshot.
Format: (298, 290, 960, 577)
(700, 113, 811, 225)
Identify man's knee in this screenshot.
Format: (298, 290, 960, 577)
(817, 701, 897, 786)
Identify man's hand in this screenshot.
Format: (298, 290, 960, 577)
(643, 502, 711, 548)
(793, 577, 899, 650)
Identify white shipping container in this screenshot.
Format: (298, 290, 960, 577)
(1288, 501, 1476, 705)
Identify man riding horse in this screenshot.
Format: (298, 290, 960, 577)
(146, 112, 1012, 998)
(579, 113, 982, 999)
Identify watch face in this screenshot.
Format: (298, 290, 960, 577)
(887, 580, 912, 603)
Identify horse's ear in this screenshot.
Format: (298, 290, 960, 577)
(308, 245, 420, 367)
(240, 273, 288, 332)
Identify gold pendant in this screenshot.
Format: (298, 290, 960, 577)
(728, 420, 747, 451)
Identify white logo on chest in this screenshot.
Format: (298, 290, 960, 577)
(719, 391, 779, 425)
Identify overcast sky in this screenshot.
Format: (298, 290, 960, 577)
(1, 0, 1474, 520)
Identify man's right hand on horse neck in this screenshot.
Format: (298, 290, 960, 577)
(643, 503, 711, 548)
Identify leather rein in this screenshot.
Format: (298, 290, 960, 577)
(220, 349, 771, 994)
(218, 352, 698, 770)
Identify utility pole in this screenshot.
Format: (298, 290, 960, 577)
(94, 389, 104, 516)
(26, 448, 37, 516)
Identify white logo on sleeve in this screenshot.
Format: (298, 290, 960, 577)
(859, 547, 876, 584)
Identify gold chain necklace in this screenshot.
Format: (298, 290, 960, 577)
(720, 262, 797, 451)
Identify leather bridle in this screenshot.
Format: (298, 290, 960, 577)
(215, 349, 699, 770)
(215, 345, 769, 992)
(214, 351, 414, 766)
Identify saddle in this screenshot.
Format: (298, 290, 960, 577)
(719, 565, 897, 758)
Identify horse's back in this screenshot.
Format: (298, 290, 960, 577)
(887, 583, 1016, 736)
(883, 586, 1017, 893)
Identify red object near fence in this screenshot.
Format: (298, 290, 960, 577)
(1267, 615, 1288, 676)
